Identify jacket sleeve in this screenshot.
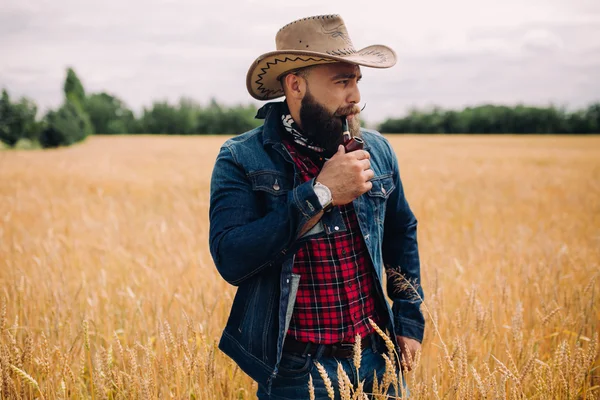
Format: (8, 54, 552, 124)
(209, 144, 322, 286)
(381, 141, 425, 343)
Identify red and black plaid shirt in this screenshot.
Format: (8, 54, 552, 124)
(283, 139, 384, 344)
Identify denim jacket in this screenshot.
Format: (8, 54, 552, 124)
(208, 101, 424, 390)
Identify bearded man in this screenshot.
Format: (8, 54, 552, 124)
(209, 14, 425, 399)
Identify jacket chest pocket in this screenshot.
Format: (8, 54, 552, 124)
(249, 171, 292, 213)
(366, 174, 395, 223)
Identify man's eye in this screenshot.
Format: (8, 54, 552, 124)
(337, 80, 349, 85)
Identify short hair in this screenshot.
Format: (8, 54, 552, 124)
(279, 65, 315, 92)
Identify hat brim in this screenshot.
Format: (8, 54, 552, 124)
(246, 45, 397, 101)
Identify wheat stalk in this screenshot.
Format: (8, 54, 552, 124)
(337, 362, 352, 400)
(308, 374, 316, 400)
(0, 299, 6, 332)
(353, 333, 362, 372)
(10, 364, 45, 400)
(315, 361, 335, 400)
(1, 136, 598, 399)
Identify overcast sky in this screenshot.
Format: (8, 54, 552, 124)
(1, 0, 599, 123)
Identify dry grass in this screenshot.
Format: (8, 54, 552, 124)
(0, 134, 599, 399)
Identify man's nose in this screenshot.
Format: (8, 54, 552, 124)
(347, 82, 361, 105)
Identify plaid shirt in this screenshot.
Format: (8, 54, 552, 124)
(283, 139, 384, 344)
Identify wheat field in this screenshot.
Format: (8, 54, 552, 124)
(0, 134, 599, 399)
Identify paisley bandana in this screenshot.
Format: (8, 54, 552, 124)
(281, 104, 326, 154)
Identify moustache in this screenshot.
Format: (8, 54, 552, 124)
(335, 104, 362, 118)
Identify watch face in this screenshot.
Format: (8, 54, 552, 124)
(314, 185, 331, 205)
(316, 190, 328, 203)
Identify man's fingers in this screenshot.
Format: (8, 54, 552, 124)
(360, 159, 371, 171)
(325, 145, 346, 163)
(363, 169, 375, 181)
(353, 150, 370, 160)
(397, 336, 421, 372)
(327, 145, 345, 161)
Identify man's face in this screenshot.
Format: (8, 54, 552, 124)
(297, 63, 362, 156)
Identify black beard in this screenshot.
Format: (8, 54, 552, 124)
(299, 90, 345, 157)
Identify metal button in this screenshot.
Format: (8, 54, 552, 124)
(334, 226, 340, 231)
(273, 180, 280, 191)
(381, 187, 387, 195)
(286, 279, 290, 283)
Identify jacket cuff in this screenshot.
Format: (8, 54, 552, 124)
(393, 300, 425, 343)
(292, 179, 323, 219)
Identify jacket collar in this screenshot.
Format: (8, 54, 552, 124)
(255, 101, 286, 147)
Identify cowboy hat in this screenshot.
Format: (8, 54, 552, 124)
(246, 14, 397, 101)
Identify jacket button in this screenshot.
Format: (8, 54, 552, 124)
(286, 279, 290, 283)
(273, 182, 280, 191)
(334, 226, 340, 231)
(381, 187, 386, 195)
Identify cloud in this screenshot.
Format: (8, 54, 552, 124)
(1, 0, 599, 123)
(522, 29, 564, 52)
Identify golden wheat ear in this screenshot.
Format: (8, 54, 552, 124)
(314, 361, 336, 400)
(10, 365, 45, 400)
(308, 374, 316, 400)
(353, 333, 362, 371)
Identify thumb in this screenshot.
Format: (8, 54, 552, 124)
(336, 144, 346, 155)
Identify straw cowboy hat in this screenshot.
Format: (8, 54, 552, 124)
(246, 14, 397, 100)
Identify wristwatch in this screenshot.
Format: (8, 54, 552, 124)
(313, 181, 333, 212)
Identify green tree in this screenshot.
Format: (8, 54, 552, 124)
(584, 103, 600, 133)
(196, 98, 260, 134)
(137, 97, 260, 135)
(140, 101, 182, 134)
(64, 67, 86, 107)
(0, 89, 13, 145)
(10, 97, 41, 141)
(61, 67, 93, 136)
(177, 97, 202, 134)
(0, 89, 42, 146)
(86, 92, 136, 134)
(39, 101, 90, 148)
(37, 67, 96, 147)
(378, 103, 600, 134)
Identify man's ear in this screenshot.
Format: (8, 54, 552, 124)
(282, 74, 306, 101)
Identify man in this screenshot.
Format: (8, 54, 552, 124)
(209, 14, 424, 399)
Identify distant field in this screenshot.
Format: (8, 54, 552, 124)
(0, 135, 599, 399)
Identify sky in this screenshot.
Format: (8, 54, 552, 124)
(1, 0, 599, 124)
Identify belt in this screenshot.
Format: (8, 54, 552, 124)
(283, 334, 378, 359)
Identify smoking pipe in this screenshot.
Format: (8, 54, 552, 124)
(342, 117, 364, 152)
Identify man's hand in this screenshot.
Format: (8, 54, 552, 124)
(396, 336, 421, 371)
(316, 145, 373, 206)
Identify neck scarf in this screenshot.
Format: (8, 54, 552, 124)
(280, 103, 326, 154)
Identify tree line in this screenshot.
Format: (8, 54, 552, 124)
(0, 68, 262, 149)
(1, 68, 599, 149)
(379, 104, 600, 134)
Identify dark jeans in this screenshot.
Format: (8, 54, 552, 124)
(257, 338, 408, 399)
